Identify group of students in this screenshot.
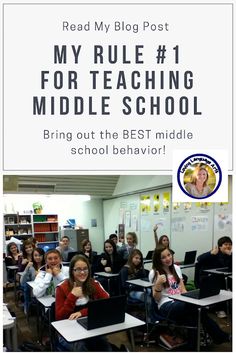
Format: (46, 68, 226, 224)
(4, 229, 232, 351)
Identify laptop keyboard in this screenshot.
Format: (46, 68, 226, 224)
(77, 317, 88, 329)
(181, 289, 200, 299)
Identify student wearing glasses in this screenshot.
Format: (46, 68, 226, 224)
(55, 254, 112, 351)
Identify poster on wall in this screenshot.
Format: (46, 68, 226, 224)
(172, 202, 181, 213)
(196, 202, 212, 213)
(192, 216, 209, 232)
(183, 202, 192, 212)
(140, 195, 151, 214)
(172, 217, 185, 232)
(215, 214, 232, 233)
(125, 211, 131, 228)
(132, 214, 138, 232)
(163, 192, 170, 213)
(153, 194, 160, 214)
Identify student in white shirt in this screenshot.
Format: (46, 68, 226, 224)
(33, 249, 69, 298)
(149, 246, 230, 348)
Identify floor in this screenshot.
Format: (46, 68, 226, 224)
(3, 286, 232, 352)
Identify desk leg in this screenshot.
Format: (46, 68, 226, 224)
(197, 307, 201, 352)
(14, 270, 17, 302)
(36, 300, 40, 341)
(48, 308, 54, 352)
(12, 318, 18, 352)
(225, 277, 230, 326)
(129, 329, 135, 351)
(4, 320, 18, 352)
(144, 289, 149, 338)
(107, 278, 111, 293)
(5, 329, 11, 350)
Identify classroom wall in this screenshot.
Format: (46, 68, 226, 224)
(103, 176, 232, 263)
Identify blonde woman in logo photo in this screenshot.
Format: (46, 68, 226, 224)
(185, 165, 212, 198)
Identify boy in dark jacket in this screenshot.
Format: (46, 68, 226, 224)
(196, 236, 232, 318)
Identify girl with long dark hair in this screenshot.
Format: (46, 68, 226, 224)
(55, 254, 112, 351)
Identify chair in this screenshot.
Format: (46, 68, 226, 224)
(49, 302, 68, 351)
(144, 295, 197, 349)
(118, 270, 151, 345)
(3, 261, 12, 299)
(119, 269, 149, 318)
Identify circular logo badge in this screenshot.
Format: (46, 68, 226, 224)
(177, 153, 222, 199)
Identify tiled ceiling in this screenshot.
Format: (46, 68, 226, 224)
(3, 175, 120, 198)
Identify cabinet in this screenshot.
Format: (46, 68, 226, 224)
(33, 214, 59, 243)
(4, 213, 33, 239)
(63, 229, 89, 251)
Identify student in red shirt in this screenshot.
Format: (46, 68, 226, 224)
(55, 254, 112, 351)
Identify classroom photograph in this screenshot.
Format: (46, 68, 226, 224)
(3, 175, 232, 352)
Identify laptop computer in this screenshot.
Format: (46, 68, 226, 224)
(67, 251, 81, 262)
(145, 250, 154, 260)
(213, 267, 232, 275)
(37, 241, 59, 252)
(181, 274, 220, 299)
(179, 250, 197, 265)
(77, 295, 126, 330)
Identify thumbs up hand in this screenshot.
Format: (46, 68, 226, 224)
(211, 246, 219, 255)
(72, 282, 83, 297)
(101, 258, 107, 266)
(156, 270, 166, 285)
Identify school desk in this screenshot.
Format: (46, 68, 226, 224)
(168, 290, 232, 351)
(6, 265, 19, 301)
(94, 271, 119, 293)
(3, 303, 18, 351)
(51, 313, 145, 351)
(126, 278, 152, 335)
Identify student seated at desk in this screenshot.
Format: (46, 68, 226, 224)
(150, 246, 230, 349)
(55, 254, 112, 351)
(196, 236, 232, 318)
(20, 247, 45, 314)
(109, 233, 121, 250)
(95, 239, 124, 294)
(5, 242, 22, 283)
(153, 224, 191, 285)
(18, 239, 35, 272)
(96, 239, 124, 274)
(120, 249, 148, 302)
(196, 236, 232, 282)
(153, 224, 175, 255)
(118, 232, 138, 261)
(33, 249, 69, 298)
(56, 235, 75, 262)
(80, 239, 97, 264)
